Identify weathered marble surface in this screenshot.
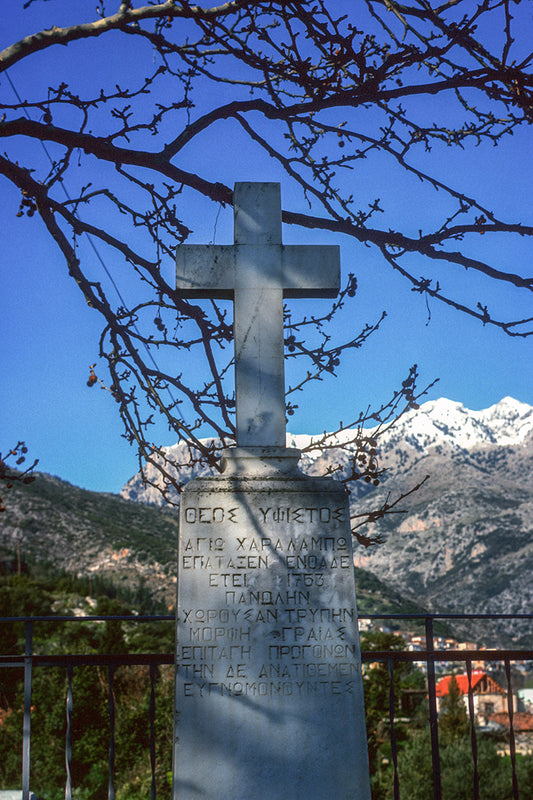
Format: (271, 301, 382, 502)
(174, 184, 370, 799)
(173, 450, 371, 800)
(176, 183, 339, 447)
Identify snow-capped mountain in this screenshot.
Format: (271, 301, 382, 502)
(372, 395, 533, 449)
(121, 396, 533, 505)
(287, 395, 533, 451)
(121, 397, 533, 643)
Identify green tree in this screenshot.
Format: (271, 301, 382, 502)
(0, 570, 174, 799)
(95, 596, 130, 654)
(397, 733, 533, 800)
(361, 629, 425, 795)
(439, 674, 469, 746)
(392, 672, 533, 800)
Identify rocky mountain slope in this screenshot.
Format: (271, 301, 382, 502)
(0, 471, 425, 619)
(2, 397, 531, 644)
(122, 397, 533, 643)
(0, 474, 180, 607)
(350, 398, 533, 644)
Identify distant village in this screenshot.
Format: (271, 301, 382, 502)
(361, 621, 533, 755)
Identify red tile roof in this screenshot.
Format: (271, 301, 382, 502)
(490, 713, 533, 732)
(436, 671, 504, 697)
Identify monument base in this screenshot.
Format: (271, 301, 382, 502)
(173, 448, 371, 800)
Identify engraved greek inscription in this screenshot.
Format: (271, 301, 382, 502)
(271, 625, 347, 643)
(178, 480, 361, 710)
(306, 626, 338, 642)
(190, 626, 225, 641)
(270, 626, 294, 641)
(183, 537, 224, 552)
(208, 572, 248, 587)
(309, 536, 333, 551)
(180, 663, 214, 679)
(226, 555, 269, 569)
(287, 572, 325, 587)
(183, 608, 278, 625)
(285, 555, 328, 569)
(249, 537, 283, 551)
(182, 555, 225, 569)
(231, 535, 349, 554)
(256, 507, 345, 524)
(225, 590, 311, 605)
(180, 645, 217, 660)
(218, 646, 251, 659)
(329, 556, 352, 569)
(258, 661, 358, 679)
(184, 508, 238, 524)
(184, 608, 243, 624)
(268, 644, 357, 660)
(179, 645, 252, 660)
(188, 626, 251, 642)
(226, 664, 247, 678)
(181, 680, 355, 698)
(259, 663, 293, 678)
(242, 608, 278, 623)
(284, 607, 355, 624)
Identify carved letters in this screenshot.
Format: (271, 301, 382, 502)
(177, 496, 360, 699)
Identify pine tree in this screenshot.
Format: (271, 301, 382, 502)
(439, 675, 469, 746)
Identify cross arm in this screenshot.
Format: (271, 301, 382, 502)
(176, 244, 236, 299)
(281, 245, 340, 298)
(176, 243, 340, 299)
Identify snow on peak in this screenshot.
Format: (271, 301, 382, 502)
(121, 396, 533, 503)
(380, 396, 533, 452)
(286, 397, 533, 456)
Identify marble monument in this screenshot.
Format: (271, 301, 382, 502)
(173, 183, 371, 799)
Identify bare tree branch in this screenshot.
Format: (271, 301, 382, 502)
(2, 0, 532, 532)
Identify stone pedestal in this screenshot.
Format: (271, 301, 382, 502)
(173, 448, 371, 800)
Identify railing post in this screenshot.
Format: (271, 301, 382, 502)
(22, 619, 33, 800)
(504, 657, 519, 800)
(65, 664, 74, 800)
(387, 658, 400, 800)
(150, 662, 157, 800)
(108, 663, 116, 800)
(465, 661, 480, 800)
(425, 617, 442, 800)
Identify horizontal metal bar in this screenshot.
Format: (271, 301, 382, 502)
(361, 649, 533, 662)
(1, 612, 532, 624)
(1, 649, 531, 669)
(0, 614, 174, 624)
(0, 653, 175, 667)
(359, 613, 533, 621)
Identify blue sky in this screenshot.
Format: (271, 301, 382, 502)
(0, 3, 532, 494)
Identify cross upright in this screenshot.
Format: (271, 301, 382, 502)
(176, 182, 340, 448)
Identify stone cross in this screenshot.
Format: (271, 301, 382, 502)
(173, 182, 371, 800)
(176, 182, 340, 447)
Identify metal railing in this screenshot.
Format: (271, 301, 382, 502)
(360, 613, 533, 800)
(0, 613, 531, 800)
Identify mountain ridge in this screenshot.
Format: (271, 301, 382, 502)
(1, 397, 531, 644)
(121, 397, 533, 644)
